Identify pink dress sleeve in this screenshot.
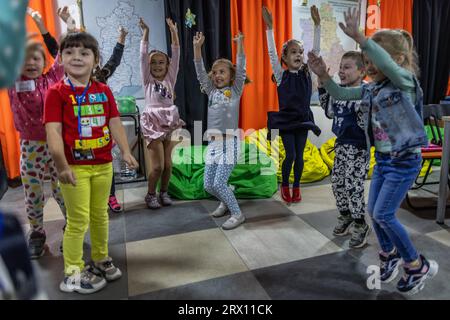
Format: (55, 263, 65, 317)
(167, 45, 180, 86)
(140, 40, 154, 87)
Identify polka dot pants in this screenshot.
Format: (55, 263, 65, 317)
(204, 137, 241, 215)
(20, 140, 66, 232)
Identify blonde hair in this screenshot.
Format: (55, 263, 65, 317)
(25, 41, 47, 68)
(371, 29, 420, 77)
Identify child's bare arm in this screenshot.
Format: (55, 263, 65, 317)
(109, 118, 139, 169)
(46, 123, 76, 186)
(57, 6, 77, 33)
(28, 8, 48, 35)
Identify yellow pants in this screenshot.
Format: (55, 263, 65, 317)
(60, 163, 113, 275)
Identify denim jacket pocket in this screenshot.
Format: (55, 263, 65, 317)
(376, 91, 402, 110)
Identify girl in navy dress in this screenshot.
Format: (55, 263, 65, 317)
(263, 6, 321, 204)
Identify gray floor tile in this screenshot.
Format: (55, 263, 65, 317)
(201, 198, 294, 225)
(124, 201, 216, 243)
(84, 212, 126, 246)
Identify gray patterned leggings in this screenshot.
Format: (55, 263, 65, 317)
(204, 137, 241, 215)
(331, 143, 368, 220)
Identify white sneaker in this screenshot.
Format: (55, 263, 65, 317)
(59, 266, 107, 294)
(93, 257, 122, 282)
(222, 214, 245, 230)
(211, 202, 229, 218)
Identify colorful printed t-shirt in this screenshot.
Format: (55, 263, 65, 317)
(43, 80, 120, 165)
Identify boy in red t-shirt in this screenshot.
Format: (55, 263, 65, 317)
(44, 32, 138, 295)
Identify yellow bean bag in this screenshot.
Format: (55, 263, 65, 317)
(319, 137, 430, 179)
(245, 128, 330, 183)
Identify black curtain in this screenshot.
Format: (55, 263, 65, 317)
(413, 0, 450, 104)
(164, 0, 232, 143)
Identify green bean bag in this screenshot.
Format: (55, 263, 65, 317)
(168, 142, 278, 200)
(319, 137, 430, 179)
(245, 128, 330, 183)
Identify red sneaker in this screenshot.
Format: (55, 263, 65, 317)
(292, 187, 302, 203)
(281, 186, 292, 203)
(108, 195, 122, 213)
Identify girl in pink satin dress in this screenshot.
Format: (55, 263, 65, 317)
(139, 18, 185, 209)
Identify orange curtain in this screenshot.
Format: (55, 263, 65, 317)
(0, 0, 58, 179)
(366, 0, 413, 36)
(447, 77, 450, 97)
(231, 0, 292, 133)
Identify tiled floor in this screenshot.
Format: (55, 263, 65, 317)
(1, 173, 449, 300)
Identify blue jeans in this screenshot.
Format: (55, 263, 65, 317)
(367, 152, 421, 263)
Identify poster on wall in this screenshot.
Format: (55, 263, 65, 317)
(292, 0, 367, 104)
(61, 0, 167, 98)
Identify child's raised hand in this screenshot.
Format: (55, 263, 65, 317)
(311, 5, 321, 26)
(27, 7, 43, 26)
(57, 6, 71, 23)
(166, 18, 178, 34)
(139, 18, 149, 32)
(193, 32, 205, 48)
(233, 31, 244, 44)
(307, 51, 328, 77)
(118, 26, 128, 38)
(118, 26, 128, 45)
(262, 6, 273, 30)
(339, 7, 364, 43)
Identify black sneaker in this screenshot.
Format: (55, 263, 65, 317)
(379, 249, 402, 283)
(349, 223, 370, 248)
(28, 231, 46, 259)
(397, 255, 438, 295)
(333, 214, 353, 236)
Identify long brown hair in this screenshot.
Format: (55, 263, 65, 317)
(272, 39, 309, 83)
(207, 58, 251, 86)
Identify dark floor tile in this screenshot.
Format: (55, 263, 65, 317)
(124, 201, 216, 242)
(252, 251, 406, 300)
(84, 212, 126, 246)
(130, 272, 270, 300)
(35, 243, 128, 300)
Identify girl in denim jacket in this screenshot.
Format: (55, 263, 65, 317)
(308, 8, 438, 295)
